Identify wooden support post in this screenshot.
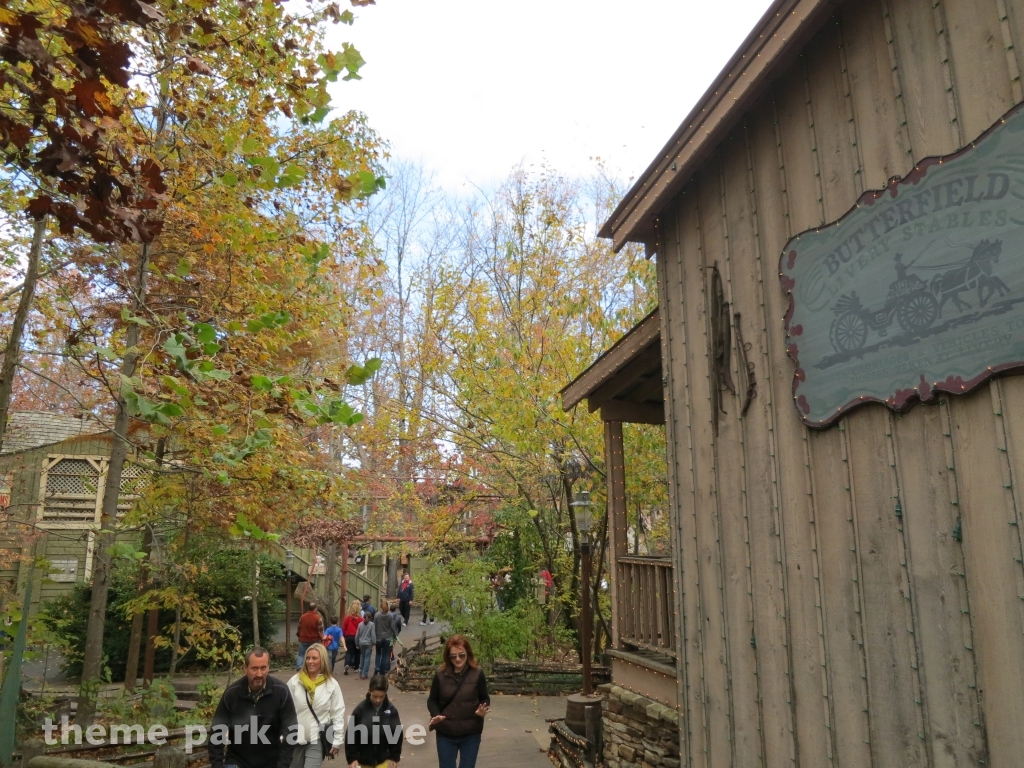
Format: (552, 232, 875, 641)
(153, 746, 186, 768)
(604, 421, 627, 651)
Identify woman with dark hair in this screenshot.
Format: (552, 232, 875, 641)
(426, 635, 490, 768)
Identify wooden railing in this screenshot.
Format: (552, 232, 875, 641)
(616, 556, 676, 658)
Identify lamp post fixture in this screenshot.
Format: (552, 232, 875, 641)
(285, 549, 295, 655)
(571, 490, 594, 696)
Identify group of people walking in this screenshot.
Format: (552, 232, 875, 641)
(209, 588, 488, 768)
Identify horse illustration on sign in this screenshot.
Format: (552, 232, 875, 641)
(780, 103, 1024, 427)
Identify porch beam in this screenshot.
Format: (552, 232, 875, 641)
(599, 401, 665, 425)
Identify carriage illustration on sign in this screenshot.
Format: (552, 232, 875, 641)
(828, 239, 1008, 354)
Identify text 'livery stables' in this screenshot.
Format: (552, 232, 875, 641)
(783, 103, 1024, 426)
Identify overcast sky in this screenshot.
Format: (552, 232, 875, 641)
(326, 1, 775, 191)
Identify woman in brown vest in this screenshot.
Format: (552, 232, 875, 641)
(426, 635, 490, 768)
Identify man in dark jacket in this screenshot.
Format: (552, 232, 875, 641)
(209, 647, 297, 768)
(396, 573, 414, 626)
(345, 674, 402, 767)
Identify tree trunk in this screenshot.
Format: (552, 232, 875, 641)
(251, 558, 261, 647)
(123, 525, 154, 692)
(0, 219, 45, 453)
(76, 243, 150, 725)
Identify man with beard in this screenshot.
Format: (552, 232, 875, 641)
(209, 647, 297, 768)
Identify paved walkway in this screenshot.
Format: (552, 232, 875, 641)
(298, 606, 564, 767)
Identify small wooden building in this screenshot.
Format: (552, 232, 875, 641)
(565, 0, 1024, 765)
(0, 412, 147, 616)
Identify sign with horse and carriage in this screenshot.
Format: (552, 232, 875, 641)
(780, 103, 1024, 428)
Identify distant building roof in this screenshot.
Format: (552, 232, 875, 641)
(1, 411, 109, 455)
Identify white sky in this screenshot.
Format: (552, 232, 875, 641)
(327, 0, 776, 191)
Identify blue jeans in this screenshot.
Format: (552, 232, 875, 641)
(296, 641, 313, 669)
(375, 639, 391, 674)
(328, 648, 338, 671)
(436, 733, 482, 768)
(359, 645, 373, 677)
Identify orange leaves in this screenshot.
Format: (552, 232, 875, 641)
(72, 79, 118, 118)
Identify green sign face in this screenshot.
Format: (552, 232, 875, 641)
(780, 105, 1024, 428)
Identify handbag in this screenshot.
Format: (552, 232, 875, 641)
(304, 688, 333, 760)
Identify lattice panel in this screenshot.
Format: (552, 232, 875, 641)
(45, 458, 99, 496)
(42, 501, 97, 522)
(119, 463, 150, 496)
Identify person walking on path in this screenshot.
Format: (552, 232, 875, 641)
(342, 600, 363, 675)
(355, 612, 376, 679)
(426, 635, 491, 768)
(345, 674, 403, 768)
(209, 647, 297, 768)
(323, 617, 343, 672)
(297, 603, 325, 669)
(373, 599, 396, 675)
(286, 643, 345, 768)
(360, 594, 376, 619)
(396, 573, 414, 626)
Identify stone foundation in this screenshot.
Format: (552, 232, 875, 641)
(599, 683, 680, 768)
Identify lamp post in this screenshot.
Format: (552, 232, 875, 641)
(572, 490, 594, 696)
(285, 549, 295, 655)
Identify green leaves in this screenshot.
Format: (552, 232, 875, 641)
(345, 357, 381, 385)
(227, 512, 279, 541)
(318, 43, 365, 82)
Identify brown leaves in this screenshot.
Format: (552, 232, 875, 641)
(185, 56, 213, 75)
(284, 518, 363, 548)
(350, 0, 376, 5)
(72, 79, 119, 117)
(0, 2, 165, 243)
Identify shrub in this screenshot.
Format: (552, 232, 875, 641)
(418, 555, 550, 665)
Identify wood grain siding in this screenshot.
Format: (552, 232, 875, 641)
(647, 1, 1024, 765)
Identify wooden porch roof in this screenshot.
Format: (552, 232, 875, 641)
(560, 309, 664, 425)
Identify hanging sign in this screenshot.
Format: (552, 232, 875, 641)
(780, 104, 1024, 427)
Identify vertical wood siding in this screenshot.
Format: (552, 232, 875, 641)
(657, 0, 1024, 764)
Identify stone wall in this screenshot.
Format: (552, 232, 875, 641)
(599, 683, 680, 768)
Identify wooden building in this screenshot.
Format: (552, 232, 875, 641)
(563, 0, 1024, 765)
(0, 412, 148, 616)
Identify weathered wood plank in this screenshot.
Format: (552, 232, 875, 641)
(683, 173, 732, 768)
(946, 390, 1024, 765)
(703, 153, 763, 768)
(847, 407, 928, 767)
(892, 404, 986, 766)
(943, 0, 1014, 141)
(658, 202, 706, 766)
(800, 23, 880, 766)
(747, 89, 831, 767)
(722, 125, 797, 768)
(888, 0, 960, 157)
(842, 0, 914, 190)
